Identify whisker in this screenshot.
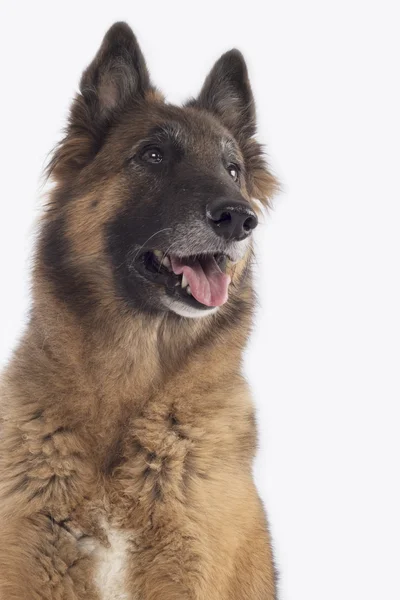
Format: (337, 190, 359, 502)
(157, 243, 175, 273)
(129, 228, 173, 264)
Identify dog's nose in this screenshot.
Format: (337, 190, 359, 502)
(207, 199, 258, 241)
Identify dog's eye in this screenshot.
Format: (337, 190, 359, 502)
(140, 147, 163, 164)
(227, 164, 239, 182)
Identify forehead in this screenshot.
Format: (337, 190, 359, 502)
(115, 103, 242, 160)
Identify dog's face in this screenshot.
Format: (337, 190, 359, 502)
(44, 23, 276, 319)
(106, 105, 259, 319)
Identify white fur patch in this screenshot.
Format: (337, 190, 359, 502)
(164, 297, 219, 319)
(94, 523, 131, 600)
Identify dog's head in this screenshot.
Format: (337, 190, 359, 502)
(43, 23, 277, 319)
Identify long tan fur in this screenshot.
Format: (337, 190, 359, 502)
(0, 22, 278, 600)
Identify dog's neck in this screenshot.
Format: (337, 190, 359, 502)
(22, 276, 252, 419)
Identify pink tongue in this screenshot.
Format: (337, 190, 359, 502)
(170, 256, 231, 307)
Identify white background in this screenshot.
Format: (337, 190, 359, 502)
(0, 2, 399, 599)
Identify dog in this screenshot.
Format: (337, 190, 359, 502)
(0, 22, 278, 599)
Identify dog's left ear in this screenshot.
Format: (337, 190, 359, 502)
(191, 50, 255, 141)
(191, 50, 278, 206)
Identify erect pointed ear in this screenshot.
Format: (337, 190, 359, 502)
(80, 21, 151, 118)
(191, 49, 256, 141)
(49, 22, 152, 179)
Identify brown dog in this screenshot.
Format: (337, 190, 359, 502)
(0, 22, 278, 599)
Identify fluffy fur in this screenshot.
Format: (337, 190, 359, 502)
(0, 22, 278, 599)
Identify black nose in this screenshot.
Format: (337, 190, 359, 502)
(207, 198, 258, 241)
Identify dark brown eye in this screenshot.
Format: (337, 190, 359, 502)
(227, 164, 239, 182)
(140, 147, 163, 164)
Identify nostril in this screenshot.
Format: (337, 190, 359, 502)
(243, 214, 258, 232)
(213, 211, 232, 225)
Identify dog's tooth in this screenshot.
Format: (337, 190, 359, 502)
(153, 250, 163, 261)
(162, 256, 171, 270)
(181, 274, 188, 288)
(187, 286, 192, 295)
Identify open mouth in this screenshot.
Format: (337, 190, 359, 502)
(136, 250, 232, 310)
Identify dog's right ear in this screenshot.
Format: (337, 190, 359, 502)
(80, 22, 150, 117)
(49, 22, 151, 179)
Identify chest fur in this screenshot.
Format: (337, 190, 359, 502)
(94, 523, 131, 600)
